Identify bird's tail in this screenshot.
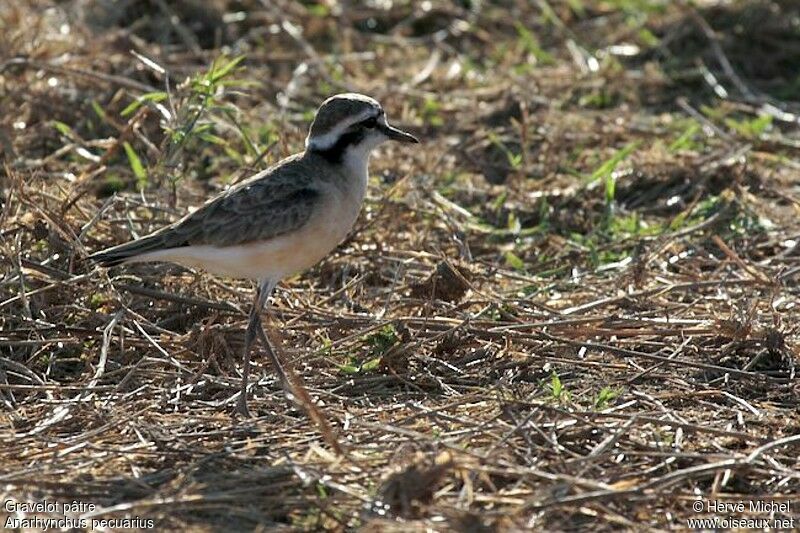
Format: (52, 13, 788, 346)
(89, 233, 168, 267)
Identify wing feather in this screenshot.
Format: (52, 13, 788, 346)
(168, 155, 321, 247)
(90, 154, 322, 266)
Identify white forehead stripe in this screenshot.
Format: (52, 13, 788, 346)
(305, 108, 377, 151)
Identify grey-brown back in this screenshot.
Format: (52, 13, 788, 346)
(90, 151, 348, 266)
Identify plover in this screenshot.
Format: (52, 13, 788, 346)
(90, 93, 419, 416)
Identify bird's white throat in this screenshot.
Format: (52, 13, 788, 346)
(341, 141, 372, 206)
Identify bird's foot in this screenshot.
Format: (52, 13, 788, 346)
(235, 393, 252, 418)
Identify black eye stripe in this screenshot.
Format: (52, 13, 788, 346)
(314, 129, 366, 164)
(362, 116, 378, 128)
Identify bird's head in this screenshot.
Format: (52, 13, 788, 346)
(305, 93, 418, 163)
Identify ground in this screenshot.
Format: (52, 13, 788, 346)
(1, 0, 799, 530)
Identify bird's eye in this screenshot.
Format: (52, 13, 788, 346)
(363, 117, 377, 129)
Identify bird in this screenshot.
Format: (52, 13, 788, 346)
(90, 93, 419, 416)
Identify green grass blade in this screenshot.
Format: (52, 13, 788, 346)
(123, 142, 147, 188)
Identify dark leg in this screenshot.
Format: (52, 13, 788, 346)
(254, 319, 289, 391)
(235, 278, 276, 417)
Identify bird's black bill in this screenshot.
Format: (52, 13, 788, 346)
(380, 123, 419, 143)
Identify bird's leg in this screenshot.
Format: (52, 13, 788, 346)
(235, 278, 276, 417)
(254, 318, 290, 392)
(234, 300, 260, 417)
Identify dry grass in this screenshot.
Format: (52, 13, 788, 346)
(1, 0, 799, 530)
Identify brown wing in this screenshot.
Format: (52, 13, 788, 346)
(174, 157, 320, 247)
(90, 155, 320, 266)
